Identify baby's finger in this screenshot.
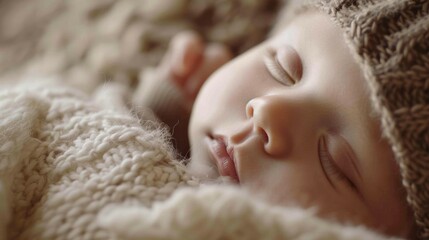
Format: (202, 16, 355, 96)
(169, 31, 204, 86)
(185, 43, 232, 100)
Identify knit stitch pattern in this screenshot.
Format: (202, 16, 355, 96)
(0, 82, 197, 239)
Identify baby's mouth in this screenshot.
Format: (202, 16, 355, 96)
(205, 135, 240, 183)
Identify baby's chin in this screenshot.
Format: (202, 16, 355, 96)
(186, 158, 217, 179)
(186, 158, 236, 185)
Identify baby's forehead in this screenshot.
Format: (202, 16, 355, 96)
(269, 2, 317, 37)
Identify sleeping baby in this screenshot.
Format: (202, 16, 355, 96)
(1, 0, 428, 239)
(137, 0, 429, 239)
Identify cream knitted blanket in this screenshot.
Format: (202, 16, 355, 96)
(0, 80, 397, 240)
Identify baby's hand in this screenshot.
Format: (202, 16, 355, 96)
(158, 31, 232, 108)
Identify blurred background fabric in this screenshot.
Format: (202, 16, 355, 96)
(0, 0, 282, 92)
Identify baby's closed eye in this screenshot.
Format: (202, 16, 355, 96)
(264, 45, 302, 86)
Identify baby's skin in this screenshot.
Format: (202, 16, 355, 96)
(155, 12, 414, 238)
(156, 31, 232, 109)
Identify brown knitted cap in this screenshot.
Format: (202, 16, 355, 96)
(284, 0, 429, 238)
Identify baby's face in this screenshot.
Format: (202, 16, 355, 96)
(188, 12, 412, 237)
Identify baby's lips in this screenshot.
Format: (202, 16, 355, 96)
(208, 135, 240, 183)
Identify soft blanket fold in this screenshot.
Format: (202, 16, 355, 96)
(98, 185, 397, 240)
(0, 82, 197, 239)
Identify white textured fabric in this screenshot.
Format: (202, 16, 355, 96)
(98, 185, 401, 240)
(0, 81, 197, 239)
(0, 81, 399, 240)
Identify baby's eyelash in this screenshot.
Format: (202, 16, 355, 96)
(318, 136, 353, 190)
(263, 48, 296, 86)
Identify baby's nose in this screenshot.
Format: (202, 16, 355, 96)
(246, 95, 304, 158)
